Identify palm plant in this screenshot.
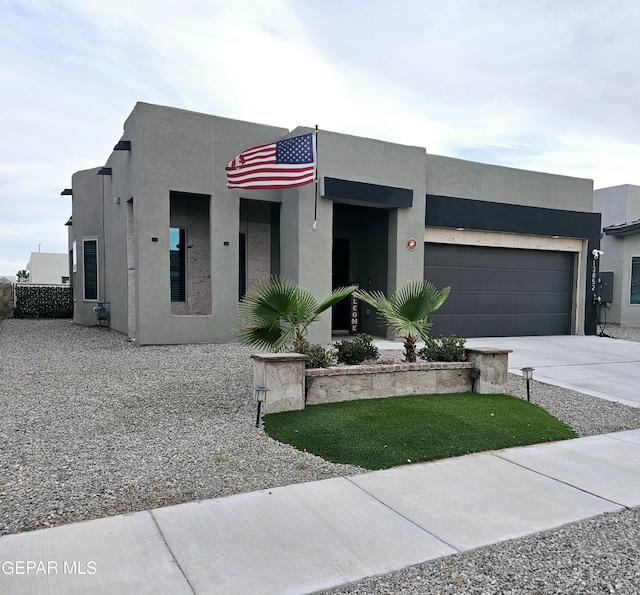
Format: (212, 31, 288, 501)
(354, 280, 450, 362)
(237, 276, 356, 352)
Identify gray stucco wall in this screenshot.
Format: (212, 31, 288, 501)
(70, 167, 105, 327)
(123, 103, 289, 345)
(425, 154, 594, 212)
(595, 184, 640, 324)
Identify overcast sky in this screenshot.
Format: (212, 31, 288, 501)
(2, 0, 640, 277)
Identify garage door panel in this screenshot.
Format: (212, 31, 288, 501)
(424, 243, 573, 337)
(441, 291, 572, 315)
(426, 244, 571, 269)
(428, 268, 572, 293)
(430, 313, 571, 337)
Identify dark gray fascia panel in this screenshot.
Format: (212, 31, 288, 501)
(425, 194, 601, 240)
(322, 177, 413, 208)
(113, 140, 131, 151)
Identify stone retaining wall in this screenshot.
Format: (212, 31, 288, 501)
(306, 361, 476, 406)
(252, 348, 511, 415)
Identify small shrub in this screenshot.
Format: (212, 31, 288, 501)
(292, 339, 334, 369)
(334, 334, 380, 365)
(418, 335, 467, 362)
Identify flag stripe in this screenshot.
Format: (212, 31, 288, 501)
(227, 165, 315, 179)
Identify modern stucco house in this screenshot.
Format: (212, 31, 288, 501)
(594, 184, 640, 325)
(64, 102, 602, 345)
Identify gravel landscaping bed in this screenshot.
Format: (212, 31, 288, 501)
(2, 319, 639, 593)
(0, 319, 363, 537)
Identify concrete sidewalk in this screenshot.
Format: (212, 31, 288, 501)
(2, 429, 639, 594)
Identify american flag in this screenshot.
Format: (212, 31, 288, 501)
(226, 133, 316, 190)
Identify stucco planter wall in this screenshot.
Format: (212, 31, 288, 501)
(252, 348, 511, 415)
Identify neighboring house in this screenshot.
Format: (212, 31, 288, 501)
(26, 253, 70, 285)
(594, 184, 640, 325)
(64, 102, 601, 345)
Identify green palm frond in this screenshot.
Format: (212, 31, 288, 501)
(238, 276, 305, 327)
(354, 281, 450, 341)
(236, 276, 356, 352)
(235, 324, 288, 352)
(316, 285, 358, 314)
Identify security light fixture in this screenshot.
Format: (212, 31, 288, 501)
(61, 188, 72, 195)
(253, 385, 270, 427)
(521, 367, 534, 401)
(97, 167, 112, 176)
(113, 140, 131, 151)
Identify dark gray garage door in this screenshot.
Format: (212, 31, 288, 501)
(424, 243, 574, 337)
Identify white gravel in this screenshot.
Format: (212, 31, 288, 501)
(2, 319, 639, 593)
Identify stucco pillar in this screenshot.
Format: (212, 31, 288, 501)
(279, 183, 334, 345)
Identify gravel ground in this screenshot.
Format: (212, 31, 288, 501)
(0, 319, 363, 537)
(1, 319, 639, 593)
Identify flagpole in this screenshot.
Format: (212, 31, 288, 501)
(312, 124, 318, 230)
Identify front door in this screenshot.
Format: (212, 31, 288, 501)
(332, 238, 350, 331)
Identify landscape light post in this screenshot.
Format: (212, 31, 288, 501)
(254, 386, 270, 427)
(521, 367, 534, 402)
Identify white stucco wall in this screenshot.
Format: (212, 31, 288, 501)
(26, 253, 69, 285)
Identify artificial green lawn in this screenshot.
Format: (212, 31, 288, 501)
(262, 393, 577, 470)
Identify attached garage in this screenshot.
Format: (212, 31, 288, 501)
(424, 243, 575, 337)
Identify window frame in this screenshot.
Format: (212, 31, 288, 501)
(239, 232, 247, 301)
(630, 256, 640, 305)
(82, 238, 99, 302)
(170, 227, 187, 303)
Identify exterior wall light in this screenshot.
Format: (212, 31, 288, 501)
(253, 385, 270, 427)
(97, 167, 112, 176)
(521, 367, 534, 401)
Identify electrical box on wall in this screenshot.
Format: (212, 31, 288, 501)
(599, 271, 614, 304)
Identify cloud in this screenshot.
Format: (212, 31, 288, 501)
(2, 0, 640, 275)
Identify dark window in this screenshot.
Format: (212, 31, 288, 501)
(631, 257, 640, 305)
(83, 239, 98, 300)
(170, 227, 186, 302)
(239, 232, 247, 301)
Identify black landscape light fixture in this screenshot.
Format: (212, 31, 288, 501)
(469, 367, 481, 393)
(254, 385, 270, 427)
(113, 140, 131, 151)
(61, 188, 72, 195)
(521, 367, 534, 402)
(97, 167, 112, 176)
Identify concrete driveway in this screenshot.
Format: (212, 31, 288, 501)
(464, 335, 640, 408)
